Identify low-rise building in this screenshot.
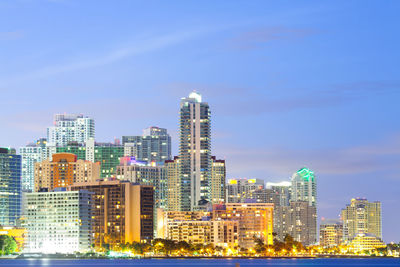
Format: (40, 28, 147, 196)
(319, 219, 343, 247)
(349, 233, 386, 252)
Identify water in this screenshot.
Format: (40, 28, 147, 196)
(0, 258, 399, 266)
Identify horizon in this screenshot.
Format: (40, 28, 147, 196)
(0, 0, 399, 242)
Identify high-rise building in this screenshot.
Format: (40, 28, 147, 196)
(69, 180, 154, 249)
(341, 198, 382, 242)
(267, 181, 292, 207)
(212, 203, 274, 248)
(47, 114, 95, 147)
(210, 156, 226, 204)
(25, 189, 93, 253)
(0, 148, 22, 226)
(291, 168, 316, 207)
(20, 139, 47, 192)
(179, 92, 212, 211)
(34, 153, 100, 192)
(165, 157, 180, 211)
(56, 140, 124, 179)
(226, 178, 264, 203)
(274, 201, 317, 246)
(319, 219, 343, 247)
(122, 126, 172, 165)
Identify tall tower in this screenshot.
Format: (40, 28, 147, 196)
(291, 167, 316, 207)
(179, 92, 211, 211)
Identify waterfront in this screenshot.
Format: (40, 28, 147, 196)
(1, 258, 400, 267)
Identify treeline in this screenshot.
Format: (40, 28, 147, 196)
(0, 235, 18, 255)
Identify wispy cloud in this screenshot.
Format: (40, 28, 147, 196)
(218, 132, 400, 179)
(0, 30, 24, 41)
(1, 29, 208, 86)
(230, 26, 317, 50)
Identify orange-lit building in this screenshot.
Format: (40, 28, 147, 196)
(34, 153, 100, 192)
(68, 179, 153, 249)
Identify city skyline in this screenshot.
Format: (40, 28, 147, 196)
(0, 0, 399, 242)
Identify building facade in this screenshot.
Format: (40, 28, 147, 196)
(25, 189, 93, 253)
(210, 156, 226, 204)
(319, 220, 343, 247)
(69, 180, 154, 249)
(226, 178, 264, 203)
(212, 203, 274, 248)
(179, 92, 212, 211)
(165, 157, 180, 211)
(34, 153, 100, 192)
(341, 198, 382, 242)
(0, 148, 22, 226)
(291, 168, 316, 207)
(122, 126, 172, 165)
(47, 114, 95, 147)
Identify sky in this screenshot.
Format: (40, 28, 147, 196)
(0, 0, 399, 241)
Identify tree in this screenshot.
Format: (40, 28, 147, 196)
(0, 235, 17, 255)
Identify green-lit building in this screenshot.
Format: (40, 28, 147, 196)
(56, 141, 124, 179)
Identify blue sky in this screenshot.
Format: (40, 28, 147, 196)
(1, 1, 399, 241)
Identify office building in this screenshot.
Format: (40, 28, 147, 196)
(25, 189, 92, 253)
(0, 148, 22, 226)
(212, 203, 274, 248)
(47, 114, 95, 147)
(34, 153, 100, 192)
(122, 126, 172, 164)
(319, 219, 343, 247)
(226, 178, 264, 203)
(69, 180, 154, 249)
(267, 181, 292, 206)
(179, 92, 212, 211)
(341, 198, 382, 242)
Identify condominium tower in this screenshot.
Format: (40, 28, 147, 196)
(179, 92, 212, 211)
(47, 114, 95, 147)
(341, 198, 382, 242)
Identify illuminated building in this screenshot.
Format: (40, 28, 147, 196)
(226, 178, 264, 203)
(157, 210, 238, 247)
(56, 140, 124, 179)
(25, 189, 93, 253)
(122, 126, 172, 165)
(179, 92, 212, 211)
(47, 113, 95, 147)
(291, 168, 317, 245)
(274, 201, 317, 246)
(165, 157, 180, 211)
(0, 148, 22, 226)
(349, 233, 385, 252)
(116, 156, 166, 236)
(212, 203, 274, 248)
(319, 219, 343, 247)
(69, 180, 154, 249)
(291, 168, 316, 207)
(34, 153, 100, 192)
(19, 138, 47, 192)
(0, 227, 27, 251)
(210, 156, 226, 204)
(267, 181, 292, 206)
(341, 198, 382, 242)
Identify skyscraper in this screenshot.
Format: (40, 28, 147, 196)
(122, 126, 172, 165)
(0, 148, 22, 226)
(226, 178, 264, 203)
(291, 167, 316, 207)
(179, 92, 211, 211)
(341, 198, 382, 242)
(47, 114, 95, 147)
(19, 139, 47, 192)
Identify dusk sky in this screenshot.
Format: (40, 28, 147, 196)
(1, 1, 399, 241)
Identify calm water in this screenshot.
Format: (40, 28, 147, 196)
(0, 258, 399, 266)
